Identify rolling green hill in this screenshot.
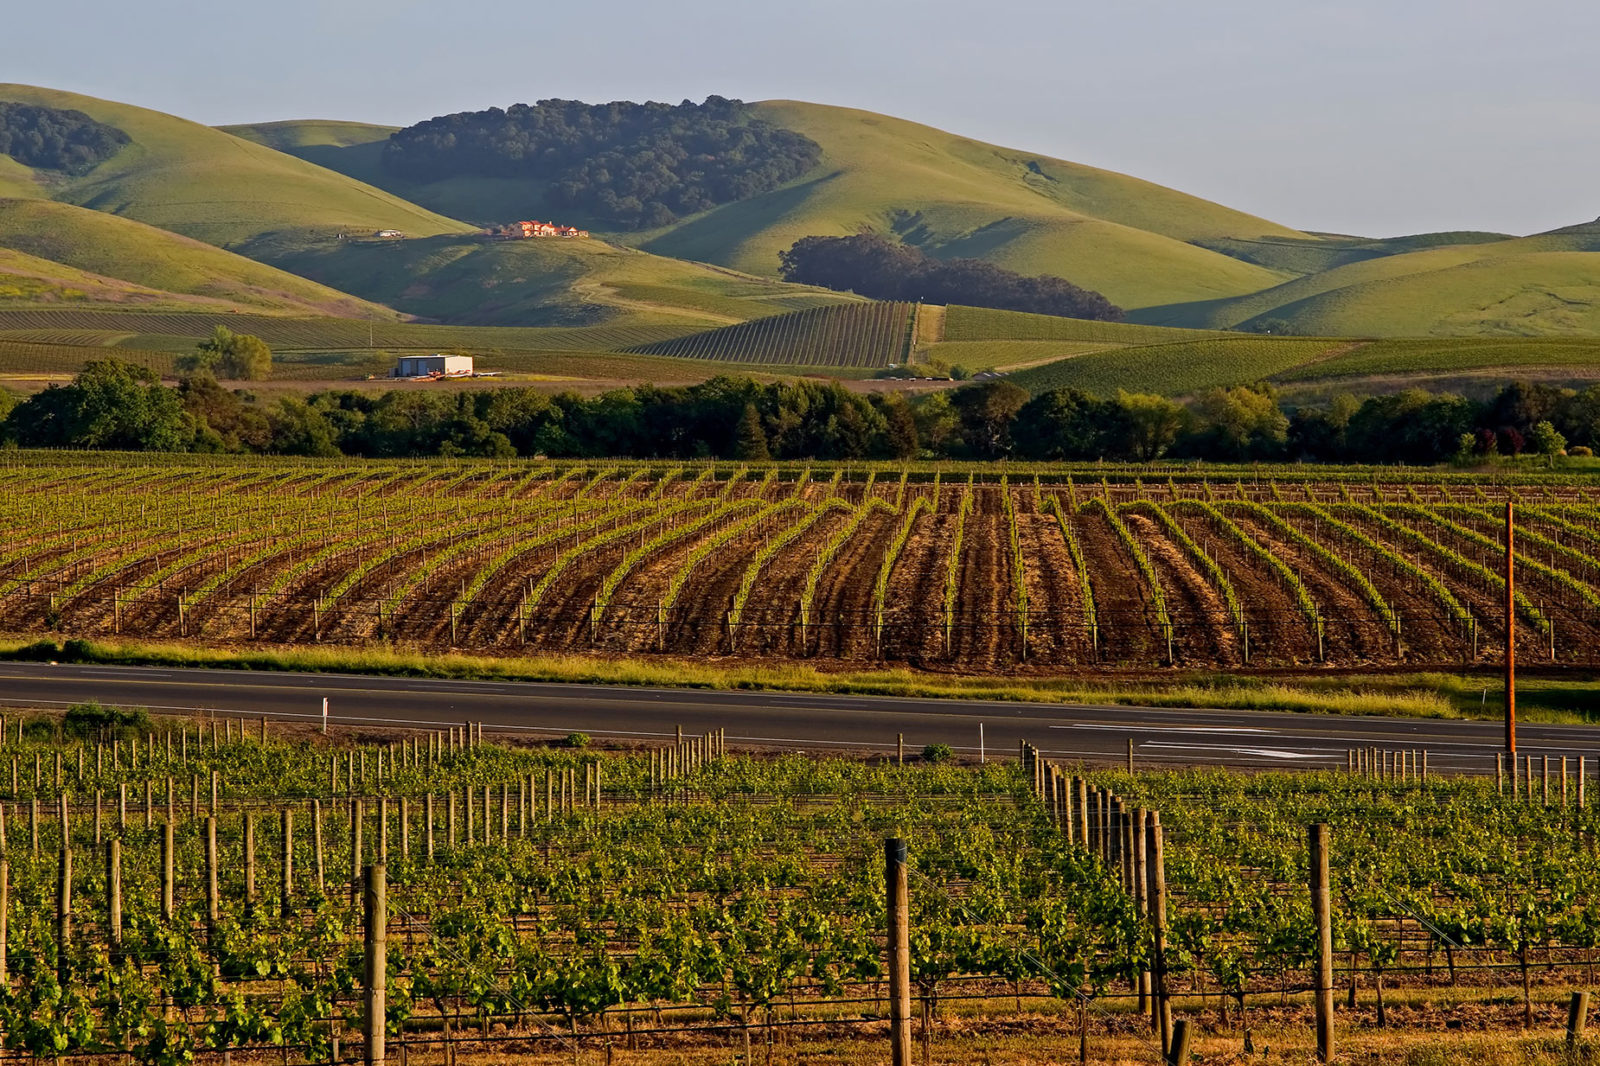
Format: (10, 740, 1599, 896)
(0, 85, 471, 248)
(230, 105, 1311, 311)
(3, 84, 1600, 352)
(1140, 223, 1600, 336)
(0, 199, 397, 317)
(244, 230, 858, 328)
(639, 101, 1307, 310)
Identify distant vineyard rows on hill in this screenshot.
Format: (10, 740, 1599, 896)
(628, 302, 916, 367)
(5, 455, 1600, 675)
(0, 311, 693, 352)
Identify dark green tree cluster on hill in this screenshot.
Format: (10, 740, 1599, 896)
(0, 360, 1590, 466)
(778, 233, 1123, 321)
(382, 97, 821, 230)
(0, 102, 129, 174)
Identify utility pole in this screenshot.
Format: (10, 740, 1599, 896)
(1506, 501, 1517, 756)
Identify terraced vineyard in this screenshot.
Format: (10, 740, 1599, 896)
(6, 456, 1600, 674)
(627, 302, 916, 367)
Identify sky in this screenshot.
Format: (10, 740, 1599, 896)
(3, 0, 1596, 238)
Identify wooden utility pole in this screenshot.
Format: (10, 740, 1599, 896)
(1506, 501, 1517, 755)
(1310, 823, 1335, 1062)
(886, 838, 912, 1066)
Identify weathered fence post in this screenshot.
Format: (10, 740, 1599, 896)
(1149, 813, 1171, 1053)
(1311, 823, 1335, 1063)
(886, 838, 912, 1066)
(1568, 990, 1590, 1048)
(364, 862, 387, 1066)
(161, 820, 174, 921)
(55, 843, 71, 981)
(280, 809, 294, 917)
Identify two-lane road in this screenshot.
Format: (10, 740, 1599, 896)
(0, 663, 1588, 773)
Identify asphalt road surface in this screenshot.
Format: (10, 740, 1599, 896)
(0, 662, 1591, 773)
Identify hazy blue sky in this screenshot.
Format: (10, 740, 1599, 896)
(5, 0, 1596, 237)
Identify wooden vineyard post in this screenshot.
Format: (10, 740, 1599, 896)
(0, 859, 7, 981)
(364, 862, 387, 1066)
(897, 733, 904, 766)
(886, 838, 912, 1066)
(350, 800, 364, 897)
(244, 812, 257, 916)
(313, 799, 326, 893)
(281, 809, 294, 918)
(1506, 501, 1517, 756)
(1148, 813, 1171, 1053)
(1166, 1019, 1191, 1066)
(105, 838, 122, 951)
(1310, 823, 1335, 1063)
(56, 843, 71, 981)
(1135, 808, 1150, 1013)
(160, 821, 174, 921)
(206, 816, 219, 941)
(1569, 991, 1590, 1048)
(426, 793, 436, 863)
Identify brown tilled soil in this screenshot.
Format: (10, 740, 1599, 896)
(946, 490, 1018, 670)
(809, 507, 896, 662)
(879, 509, 950, 666)
(1016, 510, 1092, 666)
(1073, 509, 1160, 667)
(1126, 512, 1239, 669)
(1168, 509, 1321, 666)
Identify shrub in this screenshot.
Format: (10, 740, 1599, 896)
(564, 732, 591, 749)
(7, 640, 61, 661)
(922, 743, 953, 763)
(63, 702, 149, 740)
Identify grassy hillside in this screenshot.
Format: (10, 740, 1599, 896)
(245, 231, 857, 328)
(0, 85, 471, 249)
(1141, 224, 1600, 336)
(221, 108, 1600, 339)
(636, 101, 1306, 310)
(221, 120, 545, 226)
(1008, 337, 1346, 397)
(0, 200, 397, 317)
(234, 107, 1307, 310)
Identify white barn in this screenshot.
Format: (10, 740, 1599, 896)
(395, 354, 473, 378)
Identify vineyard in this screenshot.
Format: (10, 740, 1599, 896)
(626, 303, 916, 367)
(7, 455, 1600, 675)
(0, 710, 1594, 1063)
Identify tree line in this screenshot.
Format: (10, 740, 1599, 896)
(778, 233, 1123, 321)
(0, 358, 1588, 466)
(0, 102, 129, 174)
(382, 97, 821, 231)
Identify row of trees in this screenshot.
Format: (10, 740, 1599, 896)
(0, 101, 129, 174)
(382, 97, 821, 231)
(0, 359, 1586, 465)
(778, 233, 1123, 321)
